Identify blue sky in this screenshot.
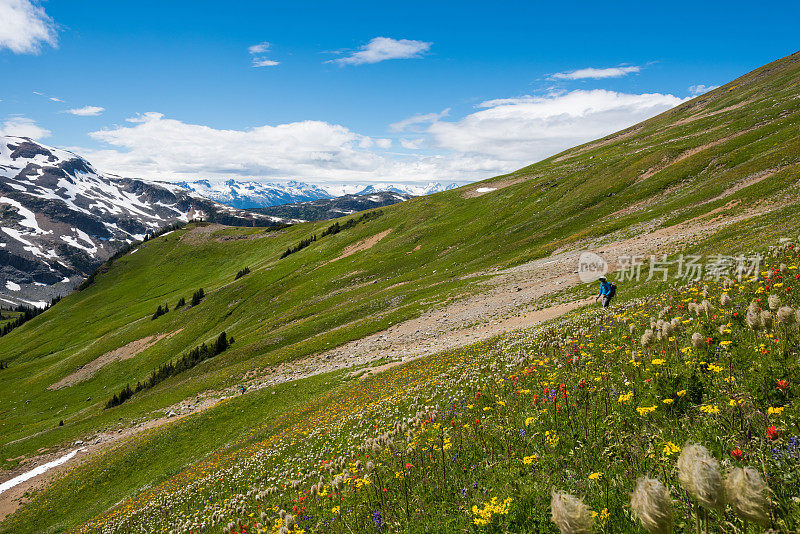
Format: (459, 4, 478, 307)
(1, 0, 798, 186)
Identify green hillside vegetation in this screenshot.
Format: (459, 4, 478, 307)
(1, 51, 799, 532)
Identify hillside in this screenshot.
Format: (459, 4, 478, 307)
(0, 51, 799, 532)
(250, 191, 413, 221)
(0, 138, 294, 306)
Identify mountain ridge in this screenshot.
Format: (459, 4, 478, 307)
(1, 50, 800, 533)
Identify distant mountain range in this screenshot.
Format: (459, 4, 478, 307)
(171, 179, 461, 209)
(250, 191, 413, 221)
(0, 137, 290, 307)
(0, 136, 462, 306)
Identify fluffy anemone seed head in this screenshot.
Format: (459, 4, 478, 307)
(630, 477, 673, 534)
(671, 317, 682, 331)
(724, 467, 770, 523)
(768, 294, 781, 311)
(550, 490, 595, 534)
(760, 310, 773, 329)
(677, 444, 724, 510)
(720, 293, 731, 307)
(777, 306, 794, 325)
(641, 329, 655, 348)
(691, 332, 704, 349)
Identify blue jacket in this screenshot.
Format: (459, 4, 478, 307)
(598, 280, 613, 296)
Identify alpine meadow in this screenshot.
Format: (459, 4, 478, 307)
(1, 11, 800, 534)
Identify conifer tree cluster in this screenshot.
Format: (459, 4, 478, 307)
(235, 266, 251, 280)
(280, 210, 384, 259)
(151, 303, 169, 320)
(0, 360, 8, 370)
(105, 331, 232, 409)
(0, 297, 61, 337)
(190, 288, 205, 306)
(176, 296, 186, 308)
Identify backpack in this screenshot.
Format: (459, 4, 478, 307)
(608, 283, 617, 298)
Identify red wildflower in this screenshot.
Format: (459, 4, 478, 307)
(706, 337, 713, 344)
(777, 380, 789, 390)
(731, 447, 742, 459)
(405, 463, 413, 469)
(767, 426, 780, 440)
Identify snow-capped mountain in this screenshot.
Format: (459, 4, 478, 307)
(173, 179, 333, 209)
(172, 179, 463, 209)
(0, 137, 287, 307)
(325, 182, 462, 197)
(252, 191, 413, 221)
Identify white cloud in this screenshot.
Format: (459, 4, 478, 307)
(0, 0, 58, 54)
(688, 84, 720, 95)
(331, 37, 431, 66)
(400, 138, 424, 150)
(550, 66, 641, 80)
(427, 89, 687, 162)
(252, 58, 279, 67)
(248, 42, 270, 54)
(390, 108, 449, 132)
(79, 89, 685, 185)
(49, 96, 63, 102)
(248, 41, 279, 67)
(65, 105, 104, 116)
(0, 116, 51, 139)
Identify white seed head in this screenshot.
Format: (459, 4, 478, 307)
(760, 310, 773, 329)
(768, 294, 781, 311)
(630, 477, 673, 534)
(724, 467, 770, 523)
(677, 444, 724, 510)
(691, 332, 704, 349)
(550, 489, 595, 534)
(777, 306, 794, 325)
(641, 329, 655, 348)
(720, 293, 731, 307)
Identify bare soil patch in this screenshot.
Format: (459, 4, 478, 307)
(48, 330, 182, 390)
(330, 229, 392, 262)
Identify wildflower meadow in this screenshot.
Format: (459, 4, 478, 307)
(10, 241, 800, 534)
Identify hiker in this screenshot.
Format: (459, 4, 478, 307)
(595, 276, 616, 308)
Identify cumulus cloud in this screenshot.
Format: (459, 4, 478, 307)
(390, 108, 449, 132)
(0, 116, 51, 139)
(0, 0, 58, 54)
(427, 90, 687, 162)
(688, 84, 720, 95)
(248, 41, 279, 67)
(65, 105, 105, 116)
(550, 65, 641, 80)
(80, 89, 685, 184)
(331, 37, 431, 66)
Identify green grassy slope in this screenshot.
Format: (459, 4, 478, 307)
(0, 52, 799, 531)
(1, 51, 799, 471)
